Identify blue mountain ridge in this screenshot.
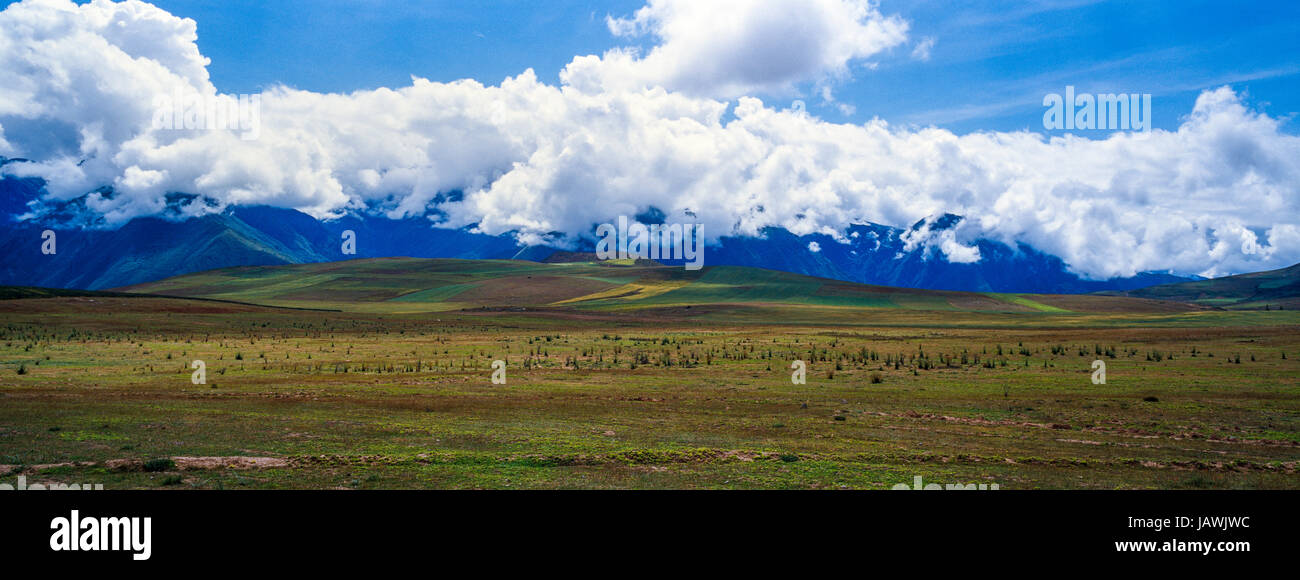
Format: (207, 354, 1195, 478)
(0, 172, 1191, 292)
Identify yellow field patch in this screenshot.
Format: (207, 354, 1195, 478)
(551, 280, 693, 305)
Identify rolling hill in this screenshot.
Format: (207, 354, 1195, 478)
(117, 257, 1205, 316)
(1106, 262, 1300, 309)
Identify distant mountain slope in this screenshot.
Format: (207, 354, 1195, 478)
(0, 180, 527, 288)
(0, 159, 41, 219)
(702, 219, 1192, 294)
(1, 174, 1192, 293)
(120, 257, 1205, 315)
(1106, 263, 1300, 309)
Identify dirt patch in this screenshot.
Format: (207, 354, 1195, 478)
(105, 459, 143, 472)
(173, 456, 289, 470)
(899, 410, 1071, 431)
(720, 450, 776, 462)
(105, 457, 287, 471)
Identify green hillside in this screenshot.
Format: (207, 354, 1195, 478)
(1108, 263, 1300, 309)
(117, 257, 1202, 315)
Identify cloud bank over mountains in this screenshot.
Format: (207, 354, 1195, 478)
(0, 0, 1297, 280)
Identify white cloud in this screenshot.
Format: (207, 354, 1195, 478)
(808, 241, 822, 253)
(1, 0, 1299, 280)
(563, 0, 909, 98)
(911, 36, 936, 61)
(901, 216, 981, 264)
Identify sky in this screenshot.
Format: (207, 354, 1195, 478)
(134, 0, 1300, 134)
(1, 0, 1298, 280)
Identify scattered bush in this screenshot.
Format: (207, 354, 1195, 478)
(143, 458, 176, 472)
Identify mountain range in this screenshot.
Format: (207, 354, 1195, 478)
(1, 168, 1193, 292)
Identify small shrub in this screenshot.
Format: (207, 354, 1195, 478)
(143, 458, 176, 472)
(870, 373, 883, 384)
(159, 475, 184, 486)
(17, 364, 27, 375)
(1142, 396, 1160, 403)
(779, 454, 799, 463)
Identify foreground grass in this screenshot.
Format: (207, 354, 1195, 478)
(0, 297, 1296, 489)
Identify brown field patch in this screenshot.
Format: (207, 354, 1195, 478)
(449, 276, 619, 306)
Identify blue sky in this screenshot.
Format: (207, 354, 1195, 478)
(125, 0, 1300, 134)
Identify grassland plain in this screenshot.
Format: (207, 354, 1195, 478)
(1, 258, 1297, 489)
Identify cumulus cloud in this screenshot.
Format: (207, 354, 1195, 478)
(1, 0, 1298, 280)
(901, 216, 981, 264)
(563, 0, 910, 98)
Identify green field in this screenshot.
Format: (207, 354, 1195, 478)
(119, 257, 1208, 315)
(1, 258, 1296, 489)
